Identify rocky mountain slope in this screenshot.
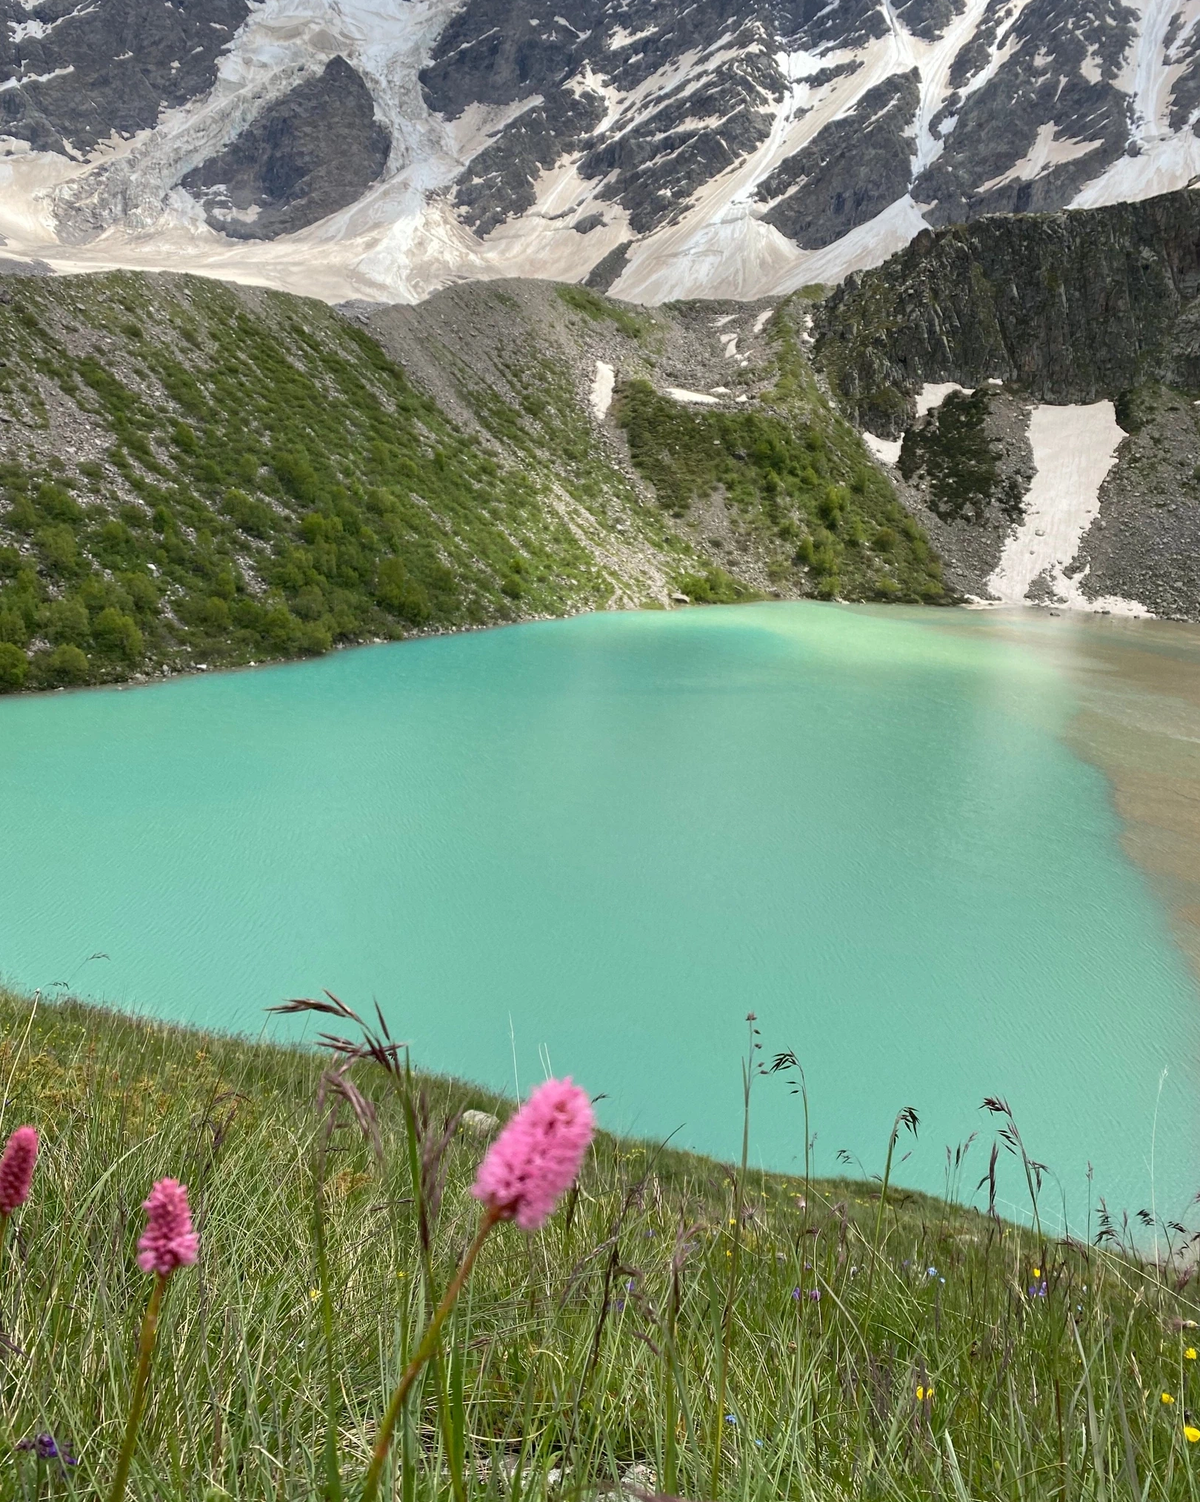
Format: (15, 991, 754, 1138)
(6, 0, 1200, 305)
(0, 265, 943, 692)
(814, 184, 1200, 617)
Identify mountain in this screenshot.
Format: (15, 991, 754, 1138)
(0, 264, 944, 692)
(5, 0, 1200, 305)
(815, 185, 1200, 617)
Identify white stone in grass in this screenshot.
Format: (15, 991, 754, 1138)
(460, 1109, 501, 1138)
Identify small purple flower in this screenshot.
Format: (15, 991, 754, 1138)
(808, 1288, 821, 1301)
(17, 1433, 76, 1465)
(791, 1287, 802, 1300)
(1028, 1280, 1048, 1299)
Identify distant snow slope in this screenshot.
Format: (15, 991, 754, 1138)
(6, 0, 1200, 303)
(987, 403, 1150, 615)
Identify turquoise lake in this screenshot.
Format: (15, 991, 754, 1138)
(3, 601, 1200, 1231)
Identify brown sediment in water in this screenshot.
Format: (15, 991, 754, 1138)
(1028, 617, 1200, 983)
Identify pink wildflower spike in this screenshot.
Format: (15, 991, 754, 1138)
(0, 1126, 39, 1216)
(471, 1078, 595, 1230)
(136, 1179, 199, 1276)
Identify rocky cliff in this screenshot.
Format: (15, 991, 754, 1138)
(816, 187, 1200, 619)
(817, 188, 1200, 437)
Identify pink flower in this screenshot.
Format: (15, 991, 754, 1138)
(0, 1126, 39, 1216)
(136, 1179, 199, 1276)
(471, 1078, 595, 1230)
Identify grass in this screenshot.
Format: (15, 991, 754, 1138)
(2, 986, 1200, 1501)
(553, 287, 653, 343)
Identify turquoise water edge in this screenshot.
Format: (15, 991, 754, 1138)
(2, 602, 1198, 1230)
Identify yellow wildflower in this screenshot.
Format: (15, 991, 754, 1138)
(1163, 1393, 1177, 1406)
(1186, 1427, 1200, 1443)
(917, 1385, 932, 1402)
(1188, 1349, 1197, 1361)
(1032, 1267, 1041, 1279)
(309, 1288, 320, 1301)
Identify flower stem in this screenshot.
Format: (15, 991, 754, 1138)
(108, 1272, 168, 1502)
(361, 1208, 501, 1502)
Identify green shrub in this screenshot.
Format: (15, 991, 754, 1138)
(0, 606, 29, 646)
(92, 607, 144, 662)
(43, 596, 91, 647)
(676, 567, 752, 605)
(41, 642, 90, 685)
(0, 641, 28, 691)
(374, 557, 432, 623)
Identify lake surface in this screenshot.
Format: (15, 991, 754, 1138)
(4, 602, 1200, 1232)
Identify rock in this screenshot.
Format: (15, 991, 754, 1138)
(179, 58, 390, 241)
(818, 187, 1200, 437)
(460, 1109, 501, 1138)
(759, 72, 920, 250)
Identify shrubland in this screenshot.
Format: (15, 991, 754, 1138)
(0, 274, 947, 694)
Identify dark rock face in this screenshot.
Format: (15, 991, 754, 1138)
(912, 0, 1135, 224)
(418, 0, 887, 241)
(416, 0, 1156, 255)
(452, 93, 604, 237)
(1074, 386, 1200, 616)
(758, 72, 920, 249)
(0, 0, 249, 154)
(179, 58, 390, 241)
(584, 240, 633, 290)
(816, 188, 1200, 436)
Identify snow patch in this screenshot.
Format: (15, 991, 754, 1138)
(863, 432, 903, 465)
(977, 122, 1104, 192)
(590, 360, 615, 420)
(987, 402, 1149, 614)
(915, 382, 972, 419)
(665, 387, 720, 404)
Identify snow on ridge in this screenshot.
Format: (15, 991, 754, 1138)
(863, 432, 903, 465)
(915, 382, 972, 419)
(665, 387, 720, 404)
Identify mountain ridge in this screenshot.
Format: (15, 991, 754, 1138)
(5, 0, 1200, 306)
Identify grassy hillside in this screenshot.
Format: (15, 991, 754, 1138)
(1, 989, 1197, 1500)
(0, 272, 945, 694)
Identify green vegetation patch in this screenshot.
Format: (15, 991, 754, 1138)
(616, 310, 946, 605)
(0, 273, 615, 691)
(554, 284, 651, 341)
(898, 389, 1024, 523)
